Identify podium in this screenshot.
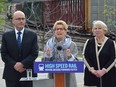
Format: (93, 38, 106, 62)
(54, 73, 65, 87)
(34, 61, 84, 87)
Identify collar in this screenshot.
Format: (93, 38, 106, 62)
(15, 28, 24, 34)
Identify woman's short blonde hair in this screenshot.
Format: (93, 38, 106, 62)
(92, 20, 108, 34)
(53, 20, 68, 30)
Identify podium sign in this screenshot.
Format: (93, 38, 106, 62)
(34, 61, 84, 73)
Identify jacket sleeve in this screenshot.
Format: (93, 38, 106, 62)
(104, 40, 116, 72)
(83, 39, 94, 71)
(21, 33, 39, 68)
(68, 41, 78, 61)
(1, 34, 16, 68)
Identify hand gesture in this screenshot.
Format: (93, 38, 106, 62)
(66, 49, 71, 58)
(45, 47, 51, 56)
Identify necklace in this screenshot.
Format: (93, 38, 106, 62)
(97, 43, 102, 47)
(96, 36, 105, 44)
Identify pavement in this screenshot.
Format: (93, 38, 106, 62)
(0, 54, 5, 87)
(0, 53, 84, 87)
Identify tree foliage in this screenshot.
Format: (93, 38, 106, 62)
(0, 0, 10, 29)
(103, 0, 116, 31)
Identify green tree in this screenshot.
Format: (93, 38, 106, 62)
(103, 0, 116, 32)
(0, 0, 11, 30)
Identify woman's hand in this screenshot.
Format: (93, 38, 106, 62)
(66, 49, 72, 58)
(45, 48, 51, 56)
(90, 68, 106, 78)
(96, 69, 106, 78)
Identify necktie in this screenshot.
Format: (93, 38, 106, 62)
(17, 32, 22, 49)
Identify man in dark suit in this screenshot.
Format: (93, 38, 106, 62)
(1, 10, 39, 87)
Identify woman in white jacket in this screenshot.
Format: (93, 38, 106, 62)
(43, 20, 78, 87)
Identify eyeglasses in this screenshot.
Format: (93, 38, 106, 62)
(14, 18, 26, 21)
(55, 28, 65, 31)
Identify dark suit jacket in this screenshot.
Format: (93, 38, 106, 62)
(1, 29, 39, 81)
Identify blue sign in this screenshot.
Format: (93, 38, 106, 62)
(34, 61, 84, 73)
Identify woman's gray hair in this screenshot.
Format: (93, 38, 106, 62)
(92, 20, 108, 34)
(53, 20, 68, 30)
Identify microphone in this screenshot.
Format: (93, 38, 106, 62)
(56, 45, 62, 61)
(57, 45, 62, 51)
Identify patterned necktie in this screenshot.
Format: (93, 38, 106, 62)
(17, 32, 22, 49)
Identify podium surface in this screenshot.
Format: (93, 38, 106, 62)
(33, 79, 54, 87)
(20, 77, 54, 87)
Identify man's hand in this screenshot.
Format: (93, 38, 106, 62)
(14, 62, 26, 73)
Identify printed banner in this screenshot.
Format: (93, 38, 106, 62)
(34, 61, 84, 73)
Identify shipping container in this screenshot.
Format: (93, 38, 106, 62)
(42, 0, 85, 27)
